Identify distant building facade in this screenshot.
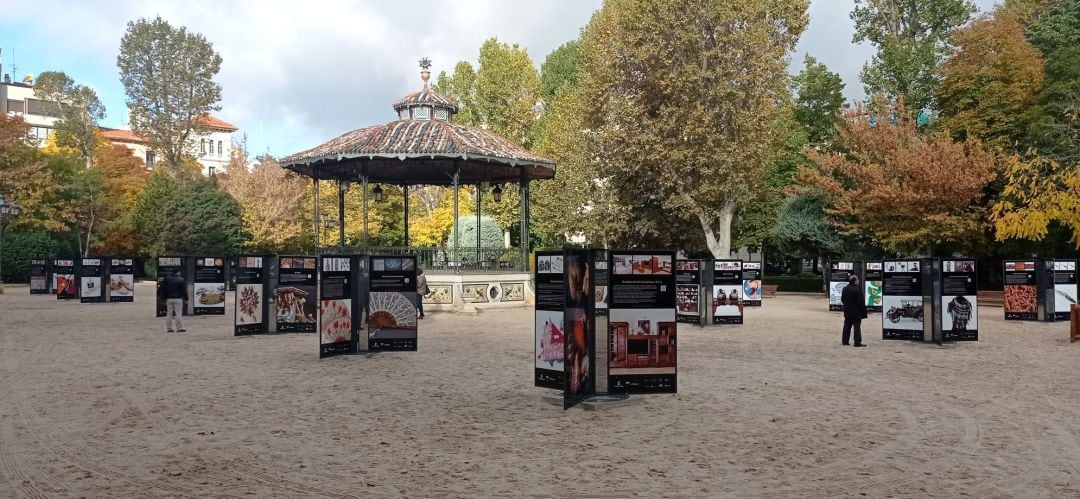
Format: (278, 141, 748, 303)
(101, 116, 238, 176)
(1, 73, 60, 146)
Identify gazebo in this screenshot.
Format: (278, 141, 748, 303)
(281, 59, 555, 273)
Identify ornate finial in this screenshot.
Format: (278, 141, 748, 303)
(419, 57, 432, 91)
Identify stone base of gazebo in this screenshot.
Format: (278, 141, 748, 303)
(423, 272, 532, 313)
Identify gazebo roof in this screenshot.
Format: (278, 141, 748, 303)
(281, 59, 555, 185)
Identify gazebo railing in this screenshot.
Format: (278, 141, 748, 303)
(315, 246, 528, 273)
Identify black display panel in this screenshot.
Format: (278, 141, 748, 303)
(234, 256, 268, 336)
(193, 257, 226, 315)
(608, 251, 677, 394)
(563, 249, 596, 409)
(54, 259, 77, 300)
(534, 251, 565, 390)
(79, 258, 105, 303)
(675, 260, 704, 325)
(742, 261, 762, 307)
(864, 262, 883, 313)
(320, 256, 360, 357)
(828, 261, 856, 311)
(368, 255, 418, 351)
(882, 259, 925, 340)
(940, 259, 978, 341)
(276, 256, 318, 332)
(108, 258, 135, 302)
(712, 259, 743, 324)
(156, 257, 185, 317)
(30, 260, 48, 294)
(1004, 260, 1038, 321)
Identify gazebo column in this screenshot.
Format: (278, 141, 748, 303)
(520, 179, 530, 272)
(362, 176, 369, 250)
(338, 180, 346, 250)
(313, 175, 320, 251)
(475, 184, 481, 268)
(452, 170, 460, 273)
(403, 184, 410, 247)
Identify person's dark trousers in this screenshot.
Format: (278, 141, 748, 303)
(417, 295, 425, 318)
(842, 317, 862, 346)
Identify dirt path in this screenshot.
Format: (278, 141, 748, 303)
(2, 282, 1079, 497)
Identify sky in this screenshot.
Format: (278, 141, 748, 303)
(0, 0, 999, 157)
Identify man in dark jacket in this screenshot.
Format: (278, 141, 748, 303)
(841, 274, 867, 347)
(159, 273, 188, 333)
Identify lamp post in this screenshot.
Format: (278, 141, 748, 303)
(319, 212, 337, 250)
(0, 193, 22, 294)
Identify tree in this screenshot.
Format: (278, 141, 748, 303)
(936, 8, 1045, 150)
(410, 189, 473, 247)
(1025, 0, 1080, 55)
(219, 146, 309, 252)
(1024, 46, 1080, 159)
(34, 71, 106, 168)
(578, 0, 808, 257)
(434, 61, 480, 126)
(1006, 0, 1066, 27)
(539, 41, 582, 103)
(851, 0, 976, 112)
(117, 16, 223, 173)
(792, 55, 847, 148)
(798, 103, 998, 255)
(130, 167, 180, 257)
(771, 193, 848, 262)
(159, 179, 246, 255)
(67, 167, 106, 257)
(446, 215, 503, 249)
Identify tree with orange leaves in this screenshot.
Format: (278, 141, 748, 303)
(797, 102, 998, 256)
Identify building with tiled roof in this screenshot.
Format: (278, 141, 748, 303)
(100, 115, 238, 175)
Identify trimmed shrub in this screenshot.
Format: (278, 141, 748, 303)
(763, 275, 824, 293)
(1, 231, 70, 283)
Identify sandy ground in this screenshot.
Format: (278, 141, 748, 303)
(2, 283, 1080, 498)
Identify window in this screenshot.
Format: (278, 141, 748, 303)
(200, 139, 206, 155)
(413, 106, 430, 120)
(399, 109, 410, 120)
(434, 108, 448, 121)
(28, 126, 50, 144)
(7, 99, 24, 113)
(146, 151, 155, 168)
(208, 166, 217, 177)
(26, 99, 62, 117)
(218, 140, 223, 157)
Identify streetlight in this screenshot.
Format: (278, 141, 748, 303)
(319, 211, 337, 248)
(0, 193, 22, 294)
(373, 184, 384, 202)
(492, 184, 502, 203)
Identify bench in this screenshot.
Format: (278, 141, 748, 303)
(763, 284, 779, 298)
(978, 290, 1004, 307)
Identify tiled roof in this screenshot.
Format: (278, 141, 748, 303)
(100, 127, 147, 144)
(393, 90, 458, 113)
(281, 119, 554, 169)
(199, 115, 238, 131)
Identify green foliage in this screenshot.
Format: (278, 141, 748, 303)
(851, 0, 976, 111)
(159, 179, 246, 255)
(0, 231, 69, 283)
(33, 71, 105, 167)
(771, 194, 847, 259)
(1024, 46, 1080, 158)
(792, 55, 846, 148)
(130, 168, 180, 257)
(539, 41, 582, 102)
(446, 215, 504, 250)
(1026, 0, 1080, 55)
(117, 16, 223, 172)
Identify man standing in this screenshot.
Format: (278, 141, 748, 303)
(159, 272, 188, 333)
(841, 274, 867, 347)
(416, 268, 429, 319)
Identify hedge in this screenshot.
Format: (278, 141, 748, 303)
(763, 276, 824, 293)
(1, 231, 71, 283)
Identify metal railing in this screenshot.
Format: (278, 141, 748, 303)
(315, 246, 528, 273)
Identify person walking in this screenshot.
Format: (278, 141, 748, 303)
(841, 274, 867, 347)
(416, 268, 429, 319)
(159, 272, 188, 333)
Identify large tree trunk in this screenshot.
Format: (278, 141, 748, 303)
(697, 200, 737, 259)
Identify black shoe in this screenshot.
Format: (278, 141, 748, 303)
(853, 344, 866, 347)
(842, 343, 850, 346)
(177, 328, 187, 333)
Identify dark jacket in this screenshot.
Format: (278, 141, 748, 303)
(159, 274, 188, 300)
(841, 283, 867, 320)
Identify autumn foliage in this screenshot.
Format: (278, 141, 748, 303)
(797, 103, 998, 255)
